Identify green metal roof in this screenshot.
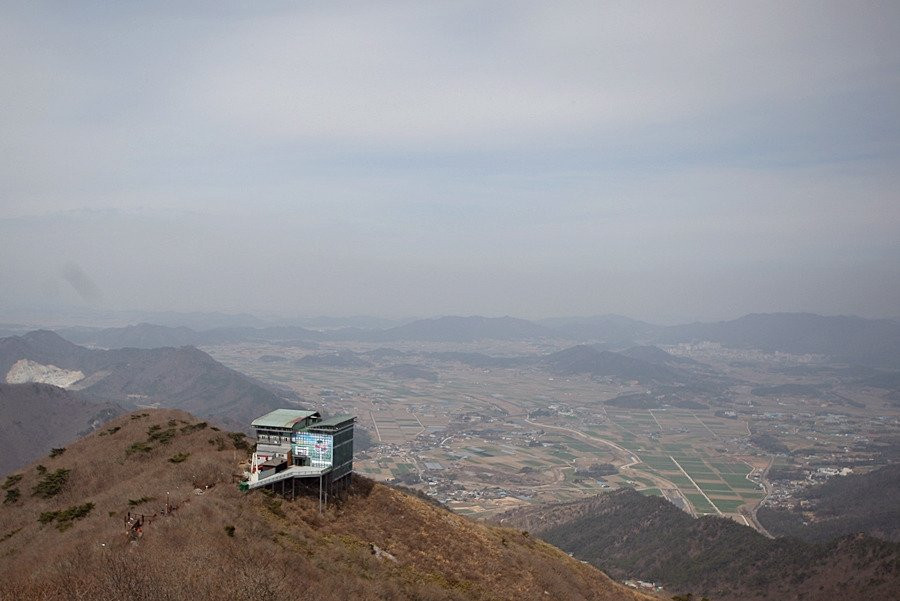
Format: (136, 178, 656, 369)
(306, 414, 355, 429)
(251, 409, 319, 429)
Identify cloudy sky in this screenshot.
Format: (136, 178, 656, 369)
(1, 2, 898, 323)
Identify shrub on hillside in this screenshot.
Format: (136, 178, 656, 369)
(38, 502, 94, 531)
(128, 496, 156, 507)
(126, 442, 153, 455)
(228, 432, 250, 451)
(1, 474, 21, 490)
(180, 421, 207, 434)
(3, 488, 20, 505)
(148, 426, 177, 444)
(32, 469, 70, 499)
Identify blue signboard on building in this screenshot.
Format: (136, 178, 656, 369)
(292, 432, 333, 468)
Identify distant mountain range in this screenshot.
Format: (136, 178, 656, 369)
(51, 322, 742, 390)
(57, 316, 553, 348)
(117, 310, 270, 330)
(658, 313, 900, 369)
(0, 331, 293, 431)
(497, 488, 900, 601)
(52, 312, 900, 369)
(58, 322, 324, 348)
(60, 323, 202, 348)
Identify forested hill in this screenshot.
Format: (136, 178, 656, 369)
(759, 463, 900, 543)
(496, 489, 900, 601)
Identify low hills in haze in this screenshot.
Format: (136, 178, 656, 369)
(53, 322, 704, 387)
(658, 313, 900, 369)
(379, 345, 695, 386)
(541, 345, 682, 384)
(58, 322, 323, 348)
(496, 488, 900, 601)
(59, 316, 552, 347)
(54, 312, 900, 368)
(0, 331, 292, 432)
(0, 409, 653, 601)
(367, 315, 551, 342)
(62, 312, 900, 394)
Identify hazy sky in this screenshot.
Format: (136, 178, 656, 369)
(1, 2, 898, 323)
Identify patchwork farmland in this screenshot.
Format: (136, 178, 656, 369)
(203, 338, 897, 526)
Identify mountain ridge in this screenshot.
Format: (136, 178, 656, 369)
(0, 408, 653, 601)
(0, 331, 293, 429)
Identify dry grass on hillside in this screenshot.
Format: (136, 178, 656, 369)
(0, 409, 652, 601)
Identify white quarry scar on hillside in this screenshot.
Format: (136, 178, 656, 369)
(5, 358, 85, 388)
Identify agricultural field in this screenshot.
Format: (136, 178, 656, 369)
(566, 410, 764, 522)
(204, 338, 898, 526)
